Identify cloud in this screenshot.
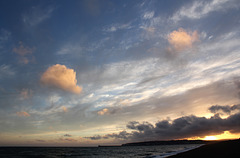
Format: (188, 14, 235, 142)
(97, 108, 109, 115)
(171, 0, 237, 22)
(86, 105, 240, 141)
(75, 51, 240, 127)
(84, 135, 102, 140)
(142, 11, 154, 19)
(0, 65, 15, 79)
(126, 121, 154, 131)
(59, 137, 77, 142)
(140, 27, 155, 34)
(40, 64, 82, 94)
(57, 44, 82, 55)
(85, 131, 131, 140)
(36, 139, 45, 142)
(63, 134, 72, 137)
(13, 42, 35, 64)
(16, 111, 30, 117)
(13, 42, 33, 56)
(0, 29, 11, 49)
(103, 23, 132, 32)
(106, 131, 131, 140)
(94, 107, 121, 116)
(22, 6, 54, 26)
(20, 89, 33, 100)
(72, 58, 240, 132)
(62, 106, 68, 112)
(167, 28, 199, 53)
(209, 104, 240, 114)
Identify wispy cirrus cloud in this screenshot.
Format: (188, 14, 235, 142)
(103, 23, 133, 32)
(76, 74, 240, 136)
(171, 0, 238, 22)
(142, 11, 154, 20)
(57, 44, 83, 55)
(0, 29, 11, 49)
(0, 65, 15, 79)
(77, 31, 240, 113)
(22, 6, 55, 27)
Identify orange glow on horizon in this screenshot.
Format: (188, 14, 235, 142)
(188, 131, 240, 140)
(203, 136, 217, 140)
(215, 131, 240, 140)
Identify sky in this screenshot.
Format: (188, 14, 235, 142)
(0, 0, 240, 146)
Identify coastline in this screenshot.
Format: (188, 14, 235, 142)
(157, 144, 203, 158)
(168, 139, 240, 158)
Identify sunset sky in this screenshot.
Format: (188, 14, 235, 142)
(0, 0, 240, 146)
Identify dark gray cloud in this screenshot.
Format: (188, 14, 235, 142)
(63, 134, 72, 137)
(84, 135, 102, 140)
(35, 139, 45, 142)
(127, 121, 154, 132)
(85, 131, 131, 140)
(137, 75, 166, 86)
(59, 137, 77, 142)
(85, 107, 240, 141)
(234, 78, 240, 98)
(106, 131, 131, 140)
(209, 104, 240, 114)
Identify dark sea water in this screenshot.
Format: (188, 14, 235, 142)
(0, 144, 201, 158)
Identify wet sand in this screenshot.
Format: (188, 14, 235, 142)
(169, 139, 240, 158)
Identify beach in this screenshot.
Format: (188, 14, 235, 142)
(169, 139, 240, 158)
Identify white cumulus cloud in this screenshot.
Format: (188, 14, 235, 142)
(40, 64, 82, 94)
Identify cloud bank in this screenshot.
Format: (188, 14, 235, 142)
(40, 64, 82, 94)
(86, 105, 240, 141)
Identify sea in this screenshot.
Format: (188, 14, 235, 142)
(0, 144, 202, 158)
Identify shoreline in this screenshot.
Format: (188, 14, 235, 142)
(158, 144, 203, 158)
(168, 139, 240, 158)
